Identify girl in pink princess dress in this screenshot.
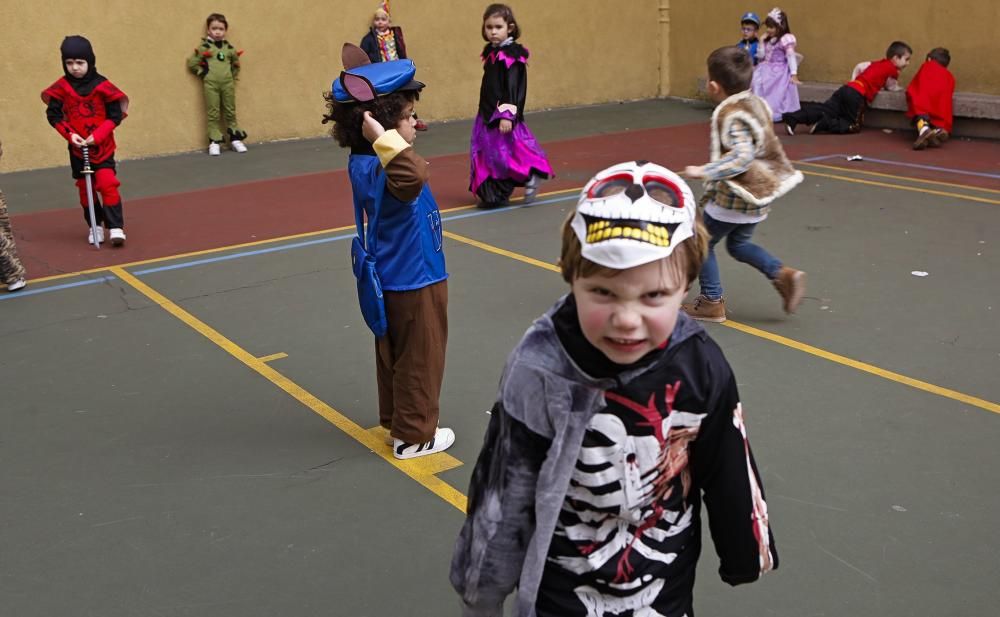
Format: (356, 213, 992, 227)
(470, 3, 553, 208)
(751, 7, 802, 121)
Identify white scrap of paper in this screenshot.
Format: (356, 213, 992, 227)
(911, 271, 929, 277)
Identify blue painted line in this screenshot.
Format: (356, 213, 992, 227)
(1, 193, 580, 300)
(133, 234, 356, 275)
(800, 154, 1000, 180)
(0, 275, 117, 301)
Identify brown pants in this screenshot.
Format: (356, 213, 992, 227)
(375, 280, 448, 444)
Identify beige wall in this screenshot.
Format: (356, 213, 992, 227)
(0, 0, 660, 172)
(669, 1, 999, 99)
(5, 1, 992, 172)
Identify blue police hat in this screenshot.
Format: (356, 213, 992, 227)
(740, 11, 760, 26)
(332, 59, 425, 104)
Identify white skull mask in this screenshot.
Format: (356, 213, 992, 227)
(571, 161, 696, 269)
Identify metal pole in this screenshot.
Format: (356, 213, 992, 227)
(81, 145, 100, 249)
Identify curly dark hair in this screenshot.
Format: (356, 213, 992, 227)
(322, 90, 419, 148)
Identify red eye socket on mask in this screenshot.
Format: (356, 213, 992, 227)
(587, 173, 685, 208)
(642, 175, 684, 208)
(587, 173, 634, 199)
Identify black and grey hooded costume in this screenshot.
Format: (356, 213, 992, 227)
(451, 296, 777, 616)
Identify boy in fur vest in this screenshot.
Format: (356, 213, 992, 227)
(681, 45, 805, 323)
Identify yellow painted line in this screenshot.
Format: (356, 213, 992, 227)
(22, 187, 579, 287)
(258, 352, 288, 363)
(110, 266, 468, 513)
(28, 164, 991, 289)
(721, 320, 999, 414)
(797, 160, 1000, 195)
(366, 426, 464, 475)
(801, 170, 1000, 205)
(443, 236, 1000, 416)
(27, 224, 357, 286)
(444, 230, 562, 273)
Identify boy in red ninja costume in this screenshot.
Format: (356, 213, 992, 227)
(907, 47, 955, 150)
(42, 36, 130, 246)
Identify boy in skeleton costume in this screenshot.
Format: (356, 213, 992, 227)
(42, 36, 130, 246)
(451, 161, 777, 617)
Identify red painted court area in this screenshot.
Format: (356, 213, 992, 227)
(12, 122, 998, 279)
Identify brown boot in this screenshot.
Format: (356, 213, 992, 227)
(928, 128, 949, 147)
(773, 267, 806, 313)
(681, 295, 726, 323)
(913, 127, 934, 150)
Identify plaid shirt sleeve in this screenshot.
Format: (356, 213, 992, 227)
(702, 122, 756, 180)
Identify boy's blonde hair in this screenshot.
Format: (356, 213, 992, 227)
(559, 211, 709, 287)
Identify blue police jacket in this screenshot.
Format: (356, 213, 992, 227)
(348, 152, 448, 291)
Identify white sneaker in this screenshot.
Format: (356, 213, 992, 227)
(87, 227, 105, 244)
(230, 140, 248, 153)
(109, 228, 126, 246)
(392, 427, 455, 460)
(6, 278, 26, 292)
(208, 142, 221, 156)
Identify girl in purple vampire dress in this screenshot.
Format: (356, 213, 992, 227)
(470, 4, 553, 208)
(751, 7, 801, 121)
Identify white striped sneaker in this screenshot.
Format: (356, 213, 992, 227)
(393, 427, 455, 460)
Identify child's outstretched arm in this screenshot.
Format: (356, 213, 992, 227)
(451, 402, 549, 616)
(682, 120, 755, 180)
(692, 353, 778, 583)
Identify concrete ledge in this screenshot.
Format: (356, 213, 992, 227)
(797, 81, 1000, 120)
(797, 81, 1000, 139)
(695, 77, 1000, 139)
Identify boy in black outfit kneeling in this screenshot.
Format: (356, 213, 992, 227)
(783, 41, 912, 134)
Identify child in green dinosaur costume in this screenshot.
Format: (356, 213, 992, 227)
(187, 13, 247, 155)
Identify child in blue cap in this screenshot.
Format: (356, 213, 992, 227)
(323, 44, 454, 460)
(737, 12, 761, 66)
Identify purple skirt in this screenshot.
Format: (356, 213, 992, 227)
(469, 116, 553, 196)
(751, 62, 801, 121)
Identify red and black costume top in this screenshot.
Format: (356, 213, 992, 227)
(906, 59, 955, 133)
(846, 59, 899, 104)
(41, 77, 129, 165)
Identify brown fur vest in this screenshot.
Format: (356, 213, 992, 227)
(710, 91, 803, 209)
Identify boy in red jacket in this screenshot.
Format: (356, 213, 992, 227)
(41, 36, 130, 246)
(907, 48, 955, 150)
(783, 41, 912, 135)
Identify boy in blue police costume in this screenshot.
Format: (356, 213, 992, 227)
(737, 12, 761, 66)
(324, 44, 454, 459)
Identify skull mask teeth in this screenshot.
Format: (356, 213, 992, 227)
(572, 161, 696, 269)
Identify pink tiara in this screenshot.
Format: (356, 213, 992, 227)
(768, 8, 783, 24)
